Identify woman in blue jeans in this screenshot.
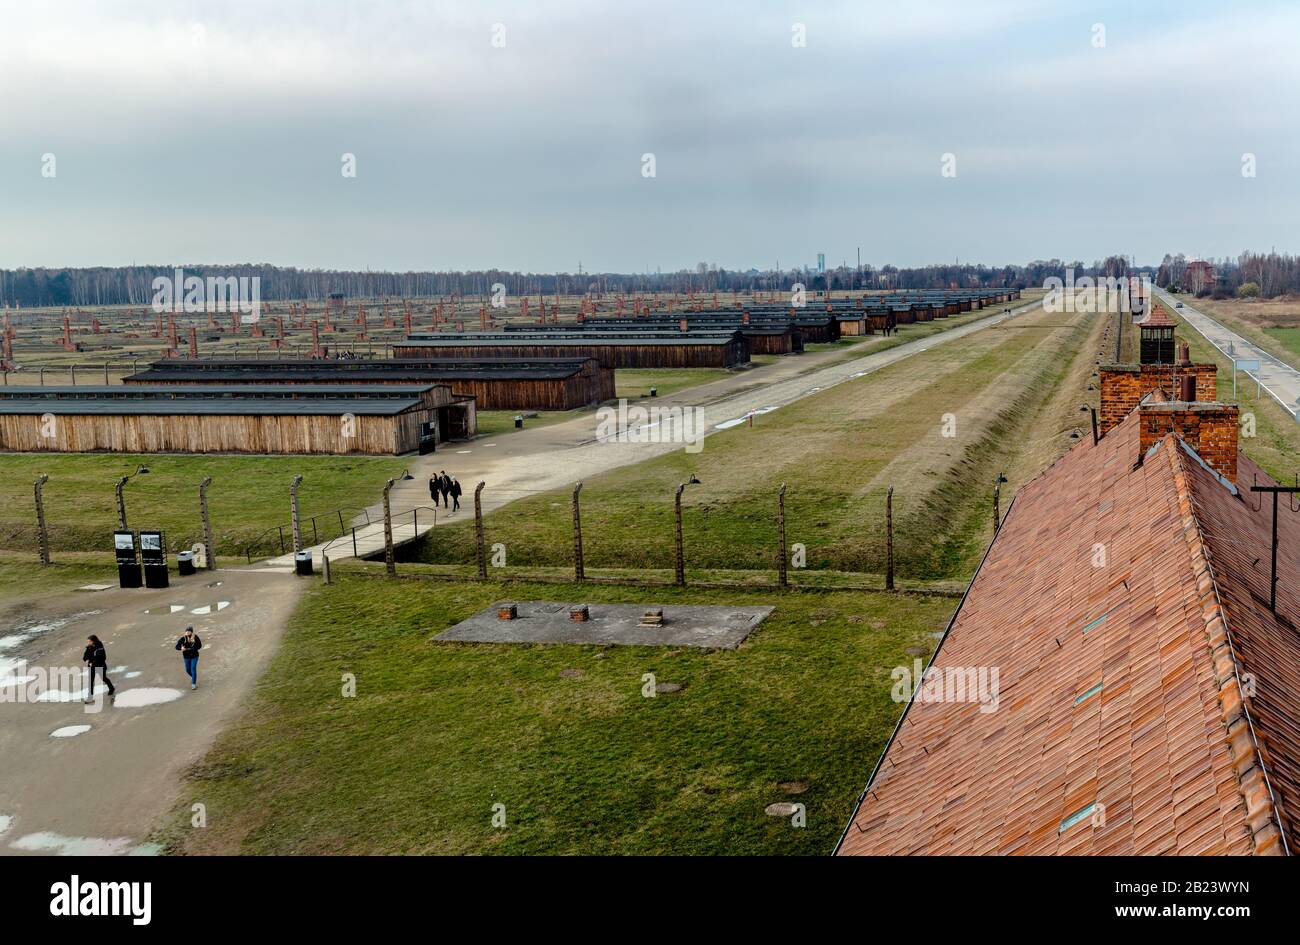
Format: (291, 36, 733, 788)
(175, 625, 202, 690)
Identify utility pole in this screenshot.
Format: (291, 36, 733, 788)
(34, 474, 50, 565)
(1250, 484, 1300, 612)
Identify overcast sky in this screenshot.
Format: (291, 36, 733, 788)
(1, 0, 1296, 272)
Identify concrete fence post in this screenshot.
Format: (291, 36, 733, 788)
(777, 482, 788, 588)
(572, 481, 585, 583)
(383, 478, 397, 577)
(674, 483, 686, 587)
(199, 476, 216, 569)
(290, 475, 304, 552)
(885, 486, 895, 591)
(34, 474, 50, 566)
(474, 481, 487, 579)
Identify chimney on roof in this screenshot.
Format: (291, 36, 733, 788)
(1179, 373, 1196, 402)
(1099, 362, 1219, 434)
(742, 310, 750, 325)
(679, 317, 688, 333)
(1139, 401, 1238, 484)
(1176, 342, 1191, 367)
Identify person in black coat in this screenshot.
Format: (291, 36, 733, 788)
(428, 474, 440, 507)
(82, 634, 115, 701)
(450, 477, 462, 511)
(438, 471, 451, 508)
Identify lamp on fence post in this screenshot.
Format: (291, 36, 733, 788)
(115, 465, 149, 531)
(674, 482, 687, 587)
(571, 481, 584, 583)
(290, 475, 304, 552)
(777, 482, 788, 588)
(474, 481, 487, 579)
(34, 474, 50, 566)
(382, 477, 397, 577)
(199, 476, 216, 570)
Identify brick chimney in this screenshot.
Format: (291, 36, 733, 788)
(679, 317, 688, 333)
(1099, 362, 1218, 433)
(1139, 402, 1239, 484)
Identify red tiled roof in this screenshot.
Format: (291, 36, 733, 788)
(836, 407, 1295, 855)
(1141, 305, 1178, 328)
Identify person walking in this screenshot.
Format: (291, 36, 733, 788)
(450, 477, 462, 512)
(438, 471, 451, 509)
(429, 474, 440, 507)
(82, 634, 115, 702)
(175, 625, 203, 690)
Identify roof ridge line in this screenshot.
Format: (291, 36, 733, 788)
(1163, 435, 1288, 856)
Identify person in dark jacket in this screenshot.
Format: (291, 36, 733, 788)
(450, 477, 462, 512)
(175, 625, 203, 690)
(429, 474, 440, 507)
(438, 471, 451, 508)
(82, 634, 115, 701)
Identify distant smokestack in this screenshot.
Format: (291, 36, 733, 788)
(679, 317, 688, 333)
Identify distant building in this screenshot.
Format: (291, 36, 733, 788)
(1186, 260, 1216, 295)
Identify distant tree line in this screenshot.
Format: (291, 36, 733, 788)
(1156, 252, 1300, 299)
(1, 256, 1147, 308)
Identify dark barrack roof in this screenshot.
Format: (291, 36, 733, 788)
(0, 384, 438, 416)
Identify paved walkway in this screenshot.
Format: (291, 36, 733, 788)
(269, 297, 1046, 566)
(0, 568, 302, 855)
(1155, 288, 1300, 418)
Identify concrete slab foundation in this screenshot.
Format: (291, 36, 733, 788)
(432, 601, 774, 650)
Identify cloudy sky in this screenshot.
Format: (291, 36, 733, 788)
(1, 0, 1296, 272)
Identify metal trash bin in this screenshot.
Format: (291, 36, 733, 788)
(294, 550, 313, 576)
(177, 550, 196, 576)
(514, 415, 523, 429)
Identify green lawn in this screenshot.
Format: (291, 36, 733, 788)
(411, 305, 1094, 583)
(0, 453, 410, 558)
(157, 573, 956, 855)
(1169, 313, 1300, 484)
(0, 551, 117, 609)
(1265, 327, 1300, 360)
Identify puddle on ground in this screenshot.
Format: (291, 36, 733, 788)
(50, 725, 92, 738)
(112, 687, 183, 707)
(9, 832, 143, 856)
(144, 605, 186, 615)
(189, 601, 229, 615)
(0, 611, 102, 654)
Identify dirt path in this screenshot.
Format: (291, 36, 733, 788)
(0, 568, 301, 855)
(273, 298, 1045, 565)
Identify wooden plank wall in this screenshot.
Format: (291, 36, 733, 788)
(0, 409, 434, 454)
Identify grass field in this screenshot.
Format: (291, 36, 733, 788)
(0, 453, 410, 557)
(0, 551, 116, 610)
(1169, 310, 1300, 484)
(408, 303, 1101, 583)
(156, 573, 957, 855)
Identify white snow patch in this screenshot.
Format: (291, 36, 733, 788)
(112, 687, 183, 707)
(50, 725, 92, 738)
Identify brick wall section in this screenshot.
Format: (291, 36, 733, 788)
(1100, 363, 1218, 433)
(1140, 402, 1239, 484)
